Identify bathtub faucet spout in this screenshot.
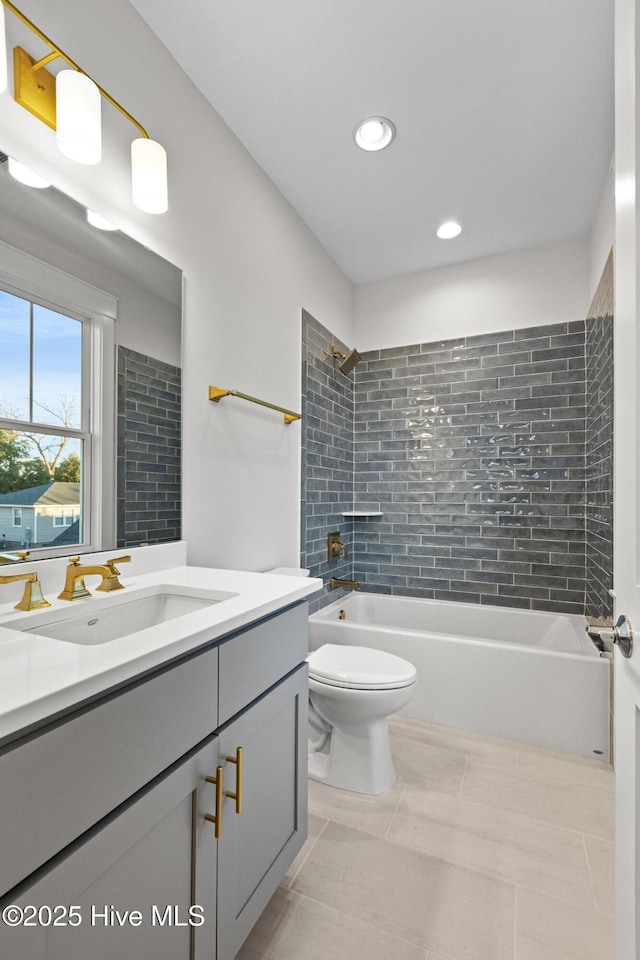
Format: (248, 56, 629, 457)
(330, 578, 360, 591)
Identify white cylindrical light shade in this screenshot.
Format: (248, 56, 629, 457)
(56, 70, 102, 165)
(87, 208, 118, 231)
(8, 157, 51, 188)
(0, 5, 8, 95)
(131, 138, 168, 214)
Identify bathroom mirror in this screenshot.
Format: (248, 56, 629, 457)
(0, 151, 182, 564)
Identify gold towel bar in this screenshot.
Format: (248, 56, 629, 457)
(208, 386, 302, 425)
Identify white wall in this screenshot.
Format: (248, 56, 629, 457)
(0, 0, 354, 571)
(354, 237, 590, 351)
(588, 160, 615, 303)
(0, 195, 181, 367)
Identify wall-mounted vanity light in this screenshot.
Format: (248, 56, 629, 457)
(7, 154, 50, 187)
(0, 0, 168, 213)
(86, 208, 118, 231)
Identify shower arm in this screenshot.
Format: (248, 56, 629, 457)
(331, 346, 361, 376)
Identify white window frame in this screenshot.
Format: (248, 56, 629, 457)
(12, 508, 22, 527)
(0, 240, 116, 559)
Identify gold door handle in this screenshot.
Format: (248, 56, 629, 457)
(225, 747, 243, 814)
(204, 766, 224, 838)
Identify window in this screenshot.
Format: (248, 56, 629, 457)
(0, 286, 86, 552)
(0, 246, 115, 559)
(53, 509, 75, 527)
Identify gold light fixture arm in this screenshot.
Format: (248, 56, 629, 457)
(2, 0, 149, 138)
(31, 51, 57, 71)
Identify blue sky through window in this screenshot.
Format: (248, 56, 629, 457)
(0, 289, 82, 426)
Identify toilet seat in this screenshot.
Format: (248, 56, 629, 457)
(308, 643, 417, 690)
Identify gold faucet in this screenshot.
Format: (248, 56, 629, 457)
(0, 571, 51, 611)
(330, 578, 360, 591)
(58, 555, 132, 601)
(0, 550, 29, 565)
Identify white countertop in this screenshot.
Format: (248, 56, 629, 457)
(0, 565, 321, 743)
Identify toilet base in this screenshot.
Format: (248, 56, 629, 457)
(308, 715, 397, 795)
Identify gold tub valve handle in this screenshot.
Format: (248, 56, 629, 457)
(327, 532, 348, 562)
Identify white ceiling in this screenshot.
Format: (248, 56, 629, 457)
(129, 0, 614, 285)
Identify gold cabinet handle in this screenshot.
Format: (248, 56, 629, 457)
(225, 747, 243, 814)
(204, 766, 224, 838)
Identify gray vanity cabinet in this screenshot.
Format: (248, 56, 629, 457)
(216, 666, 308, 960)
(0, 601, 309, 960)
(2, 737, 218, 960)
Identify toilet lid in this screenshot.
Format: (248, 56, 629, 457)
(307, 644, 417, 690)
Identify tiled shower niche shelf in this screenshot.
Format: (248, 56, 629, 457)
(341, 511, 383, 517)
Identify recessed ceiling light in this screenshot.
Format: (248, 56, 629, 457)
(86, 208, 118, 231)
(7, 157, 51, 189)
(436, 221, 462, 239)
(354, 117, 396, 152)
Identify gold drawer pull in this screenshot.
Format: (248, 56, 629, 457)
(204, 766, 224, 838)
(225, 747, 243, 814)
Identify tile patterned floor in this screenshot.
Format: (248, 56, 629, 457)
(239, 717, 615, 960)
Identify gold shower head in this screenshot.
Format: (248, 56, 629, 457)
(332, 346, 362, 375)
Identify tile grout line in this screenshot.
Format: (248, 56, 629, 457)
(392, 720, 612, 780)
(392, 729, 615, 790)
(291, 888, 459, 960)
(388, 739, 613, 842)
(457, 764, 614, 840)
(297, 713, 613, 959)
(458, 753, 469, 797)
(389, 724, 519, 763)
(432, 778, 614, 844)
(582, 832, 600, 913)
(467, 751, 614, 792)
(383, 757, 611, 915)
(285, 817, 330, 888)
(384, 780, 407, 840)
(301, 815, 610, 948)
(379, 824, 598, 916)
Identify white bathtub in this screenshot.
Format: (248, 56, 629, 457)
(309, 593, 610, 761)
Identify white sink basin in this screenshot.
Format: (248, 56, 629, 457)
(8, 585, 237, 645)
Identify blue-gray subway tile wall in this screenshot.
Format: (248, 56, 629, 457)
(301, 314, 613, 616)
(116, 346, 181, 548)
(354, 323, 589, 614)
(301, 310, 355, 613)
(585, 313, 614, 617)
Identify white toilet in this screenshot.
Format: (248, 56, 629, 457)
(307, 643, 417, 795)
